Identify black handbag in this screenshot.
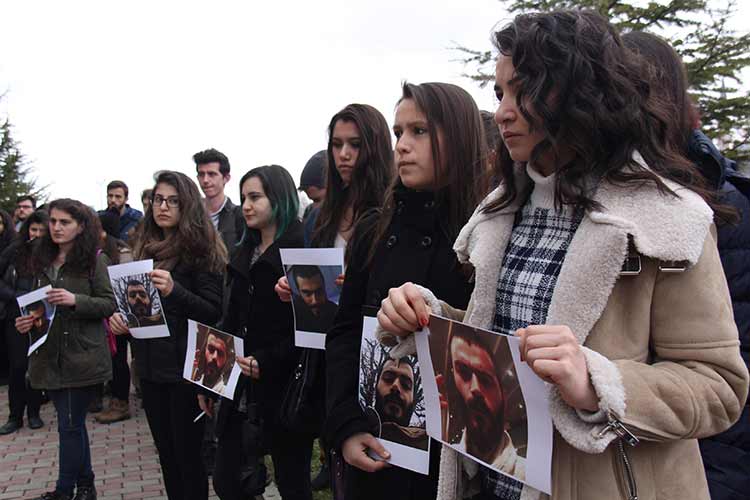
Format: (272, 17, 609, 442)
(279, 348, 323, 434)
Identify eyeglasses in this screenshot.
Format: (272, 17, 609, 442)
(153, 195, 180, 208)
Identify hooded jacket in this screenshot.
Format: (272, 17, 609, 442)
(393, 160, 748, 500)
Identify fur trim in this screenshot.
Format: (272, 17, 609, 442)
(374, 284, 443, 359)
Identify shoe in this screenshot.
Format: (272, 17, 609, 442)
(28, 415, 45, 430)
(0, 419, 22, 435)
(32, 491, 72, 500)
(95, 399, 131, 424)
(87, 397, 103, 414)
(311, 462, 330, 491)
(72, 486, 96, 500)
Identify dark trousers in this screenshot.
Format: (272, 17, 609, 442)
(110, 335, 130, 401)
(4, 318, 41, 421)
(141, 379, 207, 500)
(48, 386, 97, 495)
(214, 408, 314, 500)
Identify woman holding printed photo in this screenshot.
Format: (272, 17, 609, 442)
(274, 103, 394, 489)
(13, 199, 116, 500)
(209, 165, 311, 500)
(325, 82, 489, 500)
(109, 171, 226, 500)
(378, 11, 749, 500)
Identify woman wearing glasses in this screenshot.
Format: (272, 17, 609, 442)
(110, 171, 227, 500)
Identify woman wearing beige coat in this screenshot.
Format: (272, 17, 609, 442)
(377, 10, 749, 500)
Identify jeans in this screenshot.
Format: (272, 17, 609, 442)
(141, 379, 208, 500)
(48, 386, 97, 495)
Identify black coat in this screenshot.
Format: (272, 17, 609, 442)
(0, 240, 35, 320)
(216, 220, 305, 438)
(325, 188, 474, 500)
(130, 260, 223, 383)
(691, 130, 750, 500)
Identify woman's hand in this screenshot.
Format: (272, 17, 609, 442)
(335, 273, 345, 287)
(341, 432, 391, 472)
(237, 355, 260, 379)
(150, 270, 175, 297)
(275, 276, 292, 303)
(517, 325, 599, 412)
(197, 394, 214, 418)
(46, 288, 76, 307)
(15, 315, 34, 334)
(109, 313, 131, 336)
(377, 282, 429, 337)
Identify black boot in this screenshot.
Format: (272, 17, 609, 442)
(0, 418, 22, 435)
(28, 414, 45, 430)
(72, 486, 96, 500)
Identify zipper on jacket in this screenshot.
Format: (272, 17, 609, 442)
(617, 439, 638, 500)
(67, 388, 73, 430)
(597, 416, 639, 447)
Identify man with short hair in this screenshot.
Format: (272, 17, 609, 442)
(193, 148, 244, 254)
(373, 355, 429, 450)
(441, 328, 525, 479)
(14, 196, 36, 231)
(299, 150, 327, 217)
(290, 265, 339, 333)
(195, 332, 230, 395)
(100, 180, 142, 241)
(123, 280, 162, 327)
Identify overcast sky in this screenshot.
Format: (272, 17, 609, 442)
(2, 0, 748, 210)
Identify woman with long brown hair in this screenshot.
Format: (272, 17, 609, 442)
(14, 199, 116, 500)
(109, 171, 226, 500)
(325, 81, 488, 500)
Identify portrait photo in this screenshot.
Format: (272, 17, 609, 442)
(17, 285, 56, 356)
(280, 248, 344, 350)
(183, 320, 244, 399)
(416, 315, 554, 494)
(107, 259, 169, 339)
(358, 316, 430, 475)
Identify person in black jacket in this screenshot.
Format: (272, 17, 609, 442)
(325, 82, 489, 500)
(0, 210, 48, 435)
(109, 171, 226, 500)
(623, 31, 750, 500)
(203, 165, 313, 500)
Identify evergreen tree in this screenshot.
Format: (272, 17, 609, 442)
(0, 105, 45, 214)
(456, 0, 750, 162)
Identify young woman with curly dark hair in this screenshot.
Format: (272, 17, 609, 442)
(378, 10, 748, 500)
(14, 199, 116, 500)
(109, 171, 227, 500)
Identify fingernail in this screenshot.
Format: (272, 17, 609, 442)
(420, 316, 428, 327)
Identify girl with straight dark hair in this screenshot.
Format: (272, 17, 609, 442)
(274, 103, 394, 488)
(325, 81, 488, 500)
(14, 199, 116, 500)
(208, 165, 312, 500)
(378, 11, 748, 500)
(0, 210, 48, 436)
(0, 208, 15, 254)
(109, 171, 226, 500)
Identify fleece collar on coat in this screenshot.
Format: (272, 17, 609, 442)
(453, 154, 714, 344)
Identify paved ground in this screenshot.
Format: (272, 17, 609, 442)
(0, 387, 281, 500)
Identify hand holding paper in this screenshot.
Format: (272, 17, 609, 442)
(46, 288, 76, 307)
(377, 282, 429, 337)
(109, 313, 130, 335)
(274, 276, 292, 303)
(237, 356, 260, 379)
(517, 325, 599, 412)
(15, 315, 34, 334)
(342, 432, 391, 473)
(150, 269, 174, 297)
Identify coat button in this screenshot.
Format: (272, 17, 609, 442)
(424, 200, 435, 209)
(386, 235, 398, 248)
(421, 236, 433, 248)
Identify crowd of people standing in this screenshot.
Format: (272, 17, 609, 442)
(1, 8, 749, 500)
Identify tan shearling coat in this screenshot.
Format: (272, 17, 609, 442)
(386, 163, 749, 500)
